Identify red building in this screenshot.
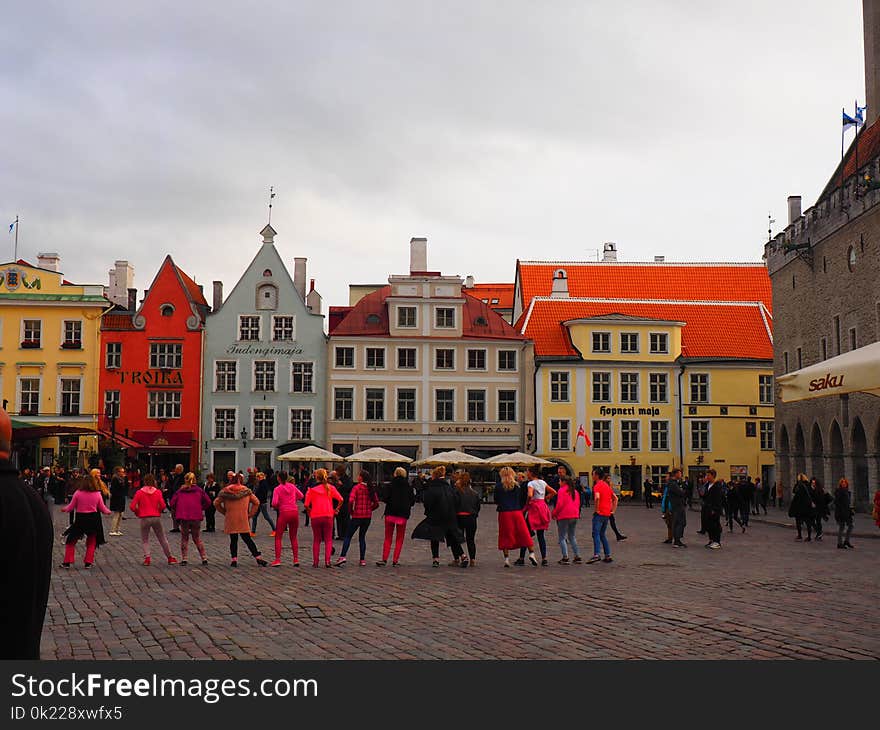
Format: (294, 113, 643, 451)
(99, 256, 209, 472)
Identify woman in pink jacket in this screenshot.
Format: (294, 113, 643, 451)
(270, 471, 304, 567)
(130, 473, 178, 566)
(60, 473, 112, 568)
(169, 472, 212, 565)
(552, 476, 582, 564)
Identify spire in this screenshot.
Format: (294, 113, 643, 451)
(260, 224, 276, 244)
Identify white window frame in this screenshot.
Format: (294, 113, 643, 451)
(591, 420, 612, 451)
(365, 346, 387, 370)
(396, 305, 418, 329)
(620, 372, 639, 403)
(104, 389, 121, 419)
(365, 386, 386, 421)
(620, 332, 640, 354)
(758, 374, 773, 405)
(550, 419, 571, 451)
(395, 387, 417, 422)
(649, 420, 670, 452)
(466, 348, 487, 372)
(105, 342, 122, 369)
(334, 345, 355, 369)
(497, 349, 518, 372)
(215, 360, 238, 393)
(272, 315, 295, 342)
(148, 390, 182, 419)
(466, 389, 487, 422)
(59, 377, 82, 416)
(17, 376, 41, 416)
(333, 387, 354, 421)
(649, 372, 668, 403)
(620, 420, 640, 451)
(435, 307, 456, 329)
(213, 407, 238, 440)
(434, 387, 455, 422)
(21, 319, 42, 347)
(497, 389, 517, 422)
(290, 361, 314, 394)
(691, 420, 711, 451)
(649, 332, 669, 355)
(689, 373, 710, 404)
(759, 421, 774, 451)
(62, 319, 83, 347)
(592, 371, 612, 403)
(238, 314, 262, 342)
(550, 371, 570, 402)
(253, 360, 277, 392)
(434, 347, 455, 371)
(396, 347, 417, 370)
(591, 331, 611, 354)
(251, 406, 276, 440)
(289, 407, 314, 441)
(149, 342, 182, 369)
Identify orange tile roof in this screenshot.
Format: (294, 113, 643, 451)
(101, 313, 136, 331)
(331, 285, 525, 341)
(517, 261, 772, 314)
(467, 283, 514, 310)
(520, 297, 773, 360)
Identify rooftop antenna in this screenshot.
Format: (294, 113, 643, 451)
(267, 186, 276, 225)
(10, 215, 19, 260)
(767, 213, 775, 241)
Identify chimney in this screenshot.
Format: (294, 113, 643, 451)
(127, 288, 137, 312)
(37, 252, 61, 271)
(464, 275, 475, 289)
(550, 269, 569, 298)
(865, 0, 880, 126)
(212, 281, 223, 312)
(601, 242, 618, 262)
(293, 257, 307, 301)
(409, 237, 428, 273)
(787, 195, 802, 225)
(306, 279, 322, 315)
(107, 260, 134, 308)
(654, 255, 665, 263)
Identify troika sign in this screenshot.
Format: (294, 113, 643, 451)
(113, 370, 184, 385)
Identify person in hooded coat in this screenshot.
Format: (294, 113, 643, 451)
(0, 406, 53, 659)
(788, 474, 816, 541)
(412, 466, 466, 568)
(214, 474, 267, 567)
(170, 472, 212, 564)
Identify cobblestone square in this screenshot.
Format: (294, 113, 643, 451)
(43, 504, 880, 660)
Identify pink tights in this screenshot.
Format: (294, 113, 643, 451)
(310, 516, 333, 566)
(274, 511, 300, 563)
(64, 534, 97, 564)
(382, 517, 407, 563)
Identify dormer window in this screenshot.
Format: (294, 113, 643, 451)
(554, 268, 567, 280)
(474, 316, 488, 326)
(263, 269, 273, 277)
(160, 304, 174, 317)
(366, 313, 381, 325)
(256, 283, 278, 311)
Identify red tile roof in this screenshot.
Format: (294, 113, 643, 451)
(819, 117, 880, 201)
(467, 283, 514, 310)
(516, 261, 772, 315)
(176, 266, 208, 307)
(330, 285, 526, 340)
(101, 313, 136, 331)
(520, 297, 773, 360)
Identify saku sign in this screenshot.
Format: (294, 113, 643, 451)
(0, 267, 41, 291)
(808, 373, 845, 393)
(114, 370, 184, 385)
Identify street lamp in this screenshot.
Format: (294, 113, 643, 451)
(241, 427, 247, 449)
(526, 428, 533, 453)
(105, 403, 117, 448)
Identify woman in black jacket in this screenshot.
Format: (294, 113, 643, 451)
(376, 467, 415, 566)
(788, 474, 815, 541)
(833, 478, 855, 549)
(412, 466, 466, 568)
(453, 470, 481, 566)
(810, 478, 831, 541)
(108, 466, 128, 536)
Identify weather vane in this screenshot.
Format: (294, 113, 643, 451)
(767, 212, 775, 241)
(268, 186, 276, 225)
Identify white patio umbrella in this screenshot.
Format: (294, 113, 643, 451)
(277, 445, 343, 462)
(777, 341, 880, 402)
(345, 447, 413, 463)
(483, 452, 557, 468)
(412, 450, 486, 467)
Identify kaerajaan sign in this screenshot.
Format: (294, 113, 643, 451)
(808, 373, 844, 393)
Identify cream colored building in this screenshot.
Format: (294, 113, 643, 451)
(326, 238, 535, 460)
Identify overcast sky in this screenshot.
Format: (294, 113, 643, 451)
(1, 1, 866, 313)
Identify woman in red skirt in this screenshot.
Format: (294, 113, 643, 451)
(495, 467, 537, 568)
(521, 465, 556, 566)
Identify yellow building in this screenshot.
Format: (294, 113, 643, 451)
(520, 288, 776, 495)
(0, 254, 109, 469)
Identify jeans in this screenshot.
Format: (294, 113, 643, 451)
(706, 512, 722, 544)
(340, 517, 371, 560)
(139, 516, 173, 559)
(250, 502, 276, 533)
(229, 532, 261, 559)
(557, 519, 579, 558)
(591, 514, 610, 557)
(457, 514, 478, 560)
(837, 519, 853, 545)
(672, 507, 687, 542)
(310, 516, 334, 566)
(382, 516, 407, 563)
(274, 510, 300, 563)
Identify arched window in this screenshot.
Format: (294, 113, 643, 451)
(256, 283, 278, 311)
(554, 268, 567, 280)
(160, 304, 174, 317)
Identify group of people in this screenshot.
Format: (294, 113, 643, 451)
(788, 473, 863, 548)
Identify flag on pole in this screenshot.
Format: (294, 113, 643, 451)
(856, 104, 867, 124)
(576, 424, 592, 447)
(843, 110, 862, 130)
(8, 220, 15, 234)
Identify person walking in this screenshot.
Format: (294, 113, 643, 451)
(666, 467, 688, 548)
(250, 471, 276, 537)
(203, 472, 220, 532)
(521, 466, 556, 566)
(724, 480, 744, 532)
(660, 473, 674, 544)
(703, 469, 723, 549)
(413, 466, 467, 568)
(169, 472, 211, 565)
(738, 477, 754, 533)
(553, 476, 581, 564)
(494, 466, 536, 567)
(453, 470, 481, 566)
(214, 473, 267, 568)
(644, 478, 654, 509)
(270, 471, 304, 567)
(304, 468, 343, 568)
(834, 478, 855, 549)
(377, 467, 414, 566)
(130, 473, 177, 566)
(337, 471, 379, 566)
(333, 464, 353, 540)
(775, 480, 784, 510)
(108, 466, 128, 536)
(59, 472, 112, 569)
(789, 474, 815, 541)
(166, 464, 185, 533)
(587, 468, 617, 563)
(809, 478, 831, 542)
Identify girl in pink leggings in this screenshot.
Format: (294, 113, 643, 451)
(377, 467, 415, 566)
(270, 471, 304, 566)
(303, 468, 343, 567)
(60, 474, 112, 568)
(130, 473, 178, 566)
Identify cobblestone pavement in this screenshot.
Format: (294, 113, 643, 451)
(42, 503, 880, 660)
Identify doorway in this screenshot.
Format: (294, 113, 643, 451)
(620, 465, 642, 497)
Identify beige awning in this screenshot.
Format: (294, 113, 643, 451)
(482, 452, 557, 468)
(345, 447, 413, 463)
(277, 445, 343, 462)
(777, 341, 880, 402)
(412, 450, 486, 467)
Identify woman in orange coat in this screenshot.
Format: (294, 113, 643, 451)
(213, 473, 267, 568)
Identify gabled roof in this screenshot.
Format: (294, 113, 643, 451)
(331, 285, 526, 341)
(467, 283, 514, 310)
(818, 117, 880, 202)
(520, 297, 773, 360)
(515, 260, 772, 316)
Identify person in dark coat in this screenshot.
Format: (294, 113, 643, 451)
(738, 477, 755, 532)
(333, 464, 353, 540)
(724, 479, 744, 532)
(377, 467, 415, 566)
(809, 478, 831, 541)
(412, 466, 466, 567)
(833, 478, 855, 549)
(203, 472, 220, 532)
(788, 474, 816, 541)
(108, 466, 128, 536)
(666, 468, 688, 547)
(703, 469, 724, 549)
(167, 464, 185, 532)
(0, 407, 53, 659)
